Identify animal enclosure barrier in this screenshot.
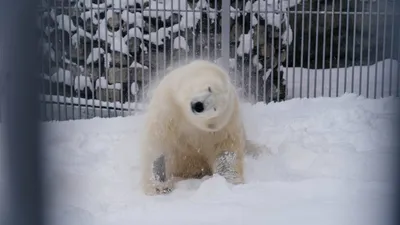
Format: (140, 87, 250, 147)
(37, 0, 400, 121)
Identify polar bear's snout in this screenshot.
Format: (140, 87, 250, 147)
(190, 90, 216, 114)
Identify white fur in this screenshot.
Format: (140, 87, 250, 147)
(139, 60, 246, 196)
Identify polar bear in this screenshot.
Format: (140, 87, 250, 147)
(140, 60, 248, 196)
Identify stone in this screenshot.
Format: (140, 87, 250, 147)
(95, 87, 123, 103)
(127, 37, 142, 54)
(107, 12, 123, 31)
(164, 13, 181, 27)
(106, 67, 149, 84)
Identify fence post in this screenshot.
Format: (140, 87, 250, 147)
(0, 0, 44, 224)
(221, 0, 231, 71)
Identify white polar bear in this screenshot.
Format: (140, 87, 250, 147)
(139, 60, 248, 196)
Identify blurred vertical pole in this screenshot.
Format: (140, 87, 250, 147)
(221, 0, 231, 71)
(395, 1, 400, 225)
(0, 0, 44, 224)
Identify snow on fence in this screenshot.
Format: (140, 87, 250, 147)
(37, 0, 400, 121)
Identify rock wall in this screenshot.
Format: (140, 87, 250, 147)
(37, 0, 399, 106)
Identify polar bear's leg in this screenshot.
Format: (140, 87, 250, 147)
(213, 151, 244, 184)
(141, 148, 174, 195)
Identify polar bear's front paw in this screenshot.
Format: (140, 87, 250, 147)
(143, 155, 174, 196)
(214, 151, 244, 185)
(143, 180, 173, 196)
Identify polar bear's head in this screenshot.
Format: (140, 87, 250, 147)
(171, 60, 236, 132)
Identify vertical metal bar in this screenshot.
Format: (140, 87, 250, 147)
(306, 0, 313, 98)
(351, 0, 358, 93)
(373, 0, 381, 99)
(148, 1, 152, 92)
(234, 1, 238, 88)
(126, 4, 131, 115)
(192, 0, 196, 62)
(61, 0, 68, 118)
(53, 0, 60, 120)
(199, 0, 203, 60)
(111, 3, 117, 116)
(321, 0, 328, 97)
(163, 0, 167, 75)
(97, 0, 103, 117)
(366, 0, 373, 98)
(270, 0, 276, 101)
(336, 0, 343, 97)
(292, 0, 299, 98)
(381, 0, 389, 98)
(207, 1, 211, 61)
(389, 1, 395, 96)
(170, 0, 174, 70)
(170, 1, 174, 67)
(105, 8, 110, 116)
(241, 0, 245, 100)
(119, 0, 123, 115)
(358, 0, 366, 96)
(277, 0, 283, 102)
(255, 0, 260, 101)
(284, 1, 290, 101)
(84, 0, 89, 117)
(1, 0, 44, 223)
(69, 0, 74, 120)
(343, 0, 350, 94)
(221, 0, 230, 71)
(180, 1, 183, 65)
(155, 0, 159, 82)
(46, 3, 54, 120)
(213, 1, 216, 62)
(263, 3, 268, 102)
(130, 3, 138, 116)
(314, 0, 321, 97)
(184, 1, 189, 64)
(299, 0, 305, 98)
(328, 0, 336, 97)
(74, 4, 82, 119)
(89, 0, 96, 117)
(248, 2, 253, 102)
(139, 4, 145, 102)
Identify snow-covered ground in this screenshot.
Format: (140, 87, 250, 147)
(15, 93, 395, 225)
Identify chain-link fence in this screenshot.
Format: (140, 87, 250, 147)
(37, 0, 400, 121)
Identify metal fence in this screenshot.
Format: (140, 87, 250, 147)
(36, 0, 400, 121)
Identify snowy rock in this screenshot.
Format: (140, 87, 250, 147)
(107, 67, 134, 84)
(95, 77, 123, 103)
(107, 66, 148, 82)
(38, 0, 304, 105)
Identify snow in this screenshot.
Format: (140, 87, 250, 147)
(56, 14, 77, 34)
(285, 58, 400, 99)
(2, 94, 391, 225)
(173, 36, 189, 52)
(129, 61, 149, 69)
(86, 47, 105, 64)
(130, 82, 139, 95)
(122, 27, 144, 43)
(51, 68, 73, 86)
(95, 77, 122, 90)
(120, 11, 144, 26)
(237, 30, 254, 56)
(142, 0, 203, 45)
(74, 75, 94, 92)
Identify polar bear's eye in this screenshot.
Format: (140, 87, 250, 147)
(191, 101, 204, 114)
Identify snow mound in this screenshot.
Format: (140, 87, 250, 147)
(1, 94, 397, 225)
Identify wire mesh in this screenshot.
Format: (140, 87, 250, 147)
(36, 0, 400, 121)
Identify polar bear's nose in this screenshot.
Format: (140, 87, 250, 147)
(191, 101, 205, 113)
